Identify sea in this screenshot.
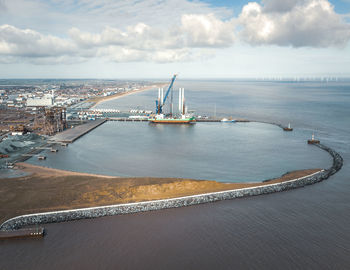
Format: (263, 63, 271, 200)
(1, 80, 350, 269)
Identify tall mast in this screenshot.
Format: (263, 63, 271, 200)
(178, 88, 182, 113)
(170, 84, 173, 116)
(182, 88, 185, 115)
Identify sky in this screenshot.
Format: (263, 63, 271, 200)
(0, 0, 350, 79)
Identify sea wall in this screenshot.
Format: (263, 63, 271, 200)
(0, 144, 343, 231)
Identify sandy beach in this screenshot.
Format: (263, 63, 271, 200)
(90, 83, 168, 108)
(16, 163, 117, 178)
(0, 163, 320, 224)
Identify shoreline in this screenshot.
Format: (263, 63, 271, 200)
(0, 142, 343, 231)
(15, 162, 118, 179)
(0, 163, 320, 226)
(0, 169, 331, 231)
(90, 83, 167, 108)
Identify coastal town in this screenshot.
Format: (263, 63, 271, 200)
(0, 79, 160, 133)
(0, 79, 164, 169)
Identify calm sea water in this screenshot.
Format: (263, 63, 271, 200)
(1, 80, 350, 269)
(27, 121, 331, 182)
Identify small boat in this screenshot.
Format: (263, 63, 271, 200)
(221, 118, 236, 123)
(283, 123, 293, 131)
(38, 155, 46, 160)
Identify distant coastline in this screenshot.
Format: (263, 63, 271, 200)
(90, 83, 167, 108)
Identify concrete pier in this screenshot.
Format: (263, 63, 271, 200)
(0, 227, 44, 239)
(108, 117, 149, 122)
(107, 118, 250, 123)
(50, 119, 106, 143)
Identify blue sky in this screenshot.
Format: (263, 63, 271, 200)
(200, 0, 350, 13)
(0, 0, 350, 79)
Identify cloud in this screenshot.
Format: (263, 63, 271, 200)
(0, 24, 76, 57)
(69, 13, 235, 50)
(97, 46, 193, 63)
(0, 0, 232, 35)
(239, 0, 350, 47)
(69, 24, 180, 50)
(181, 14, 235, 47)
(1, 0, 350, 66)
(0, 12, 235, 64)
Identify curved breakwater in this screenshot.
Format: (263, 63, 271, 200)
(0, 143, 343, 231)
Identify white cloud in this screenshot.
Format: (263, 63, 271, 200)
(69, 24, 178, 50)
(0, 0, 232, 34)
(69, 13, 235, 50)
(0, 12, 235, 65)
(181, 14, 235, 47)
(65, 13, 236, 63)
(239, 0, 350, 47)
(0, 0, 350, 67)
(97, 46, 193, 63)
(0, 24, 76, 57)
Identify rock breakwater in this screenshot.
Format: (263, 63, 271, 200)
(0, 144, 343, 231)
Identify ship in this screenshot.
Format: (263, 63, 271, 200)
(149, 114, 196, 124)
(221, 118, 236, 123)
(149, 74, 195, 124)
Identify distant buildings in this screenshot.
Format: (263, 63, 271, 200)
(26, 94, 54, 107)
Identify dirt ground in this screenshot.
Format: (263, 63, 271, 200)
(0, 163, 320, 224)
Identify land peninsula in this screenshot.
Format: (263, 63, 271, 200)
(0, 162, 320, 225)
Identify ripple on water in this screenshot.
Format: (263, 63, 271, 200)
(27, 122, 332, 182)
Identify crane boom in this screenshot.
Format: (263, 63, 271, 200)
(156, 74, 177, 114)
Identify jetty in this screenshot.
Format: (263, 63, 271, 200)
(108, 117, 149, 122)
(51, 119, 106, 143)
(107, 117, 251, 123)
(0, 227, 44, 240)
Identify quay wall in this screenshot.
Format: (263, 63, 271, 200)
(51, 119, 106, 143)
(0, 144, 343, 231)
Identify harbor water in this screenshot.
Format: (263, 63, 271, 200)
(1, 80, 350, 269)
(27, 121, 331, 182)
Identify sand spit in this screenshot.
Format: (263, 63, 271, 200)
(0, 164, 320, 225)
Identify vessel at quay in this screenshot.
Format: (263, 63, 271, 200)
(149, 114, 195, 124)
(149, 74, 195, 124)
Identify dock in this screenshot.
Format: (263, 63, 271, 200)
(0, 227, 45, 240)
(108, 117, 149, 122)
(195, 119, 221, 122)
(51, 119, 107, 143)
